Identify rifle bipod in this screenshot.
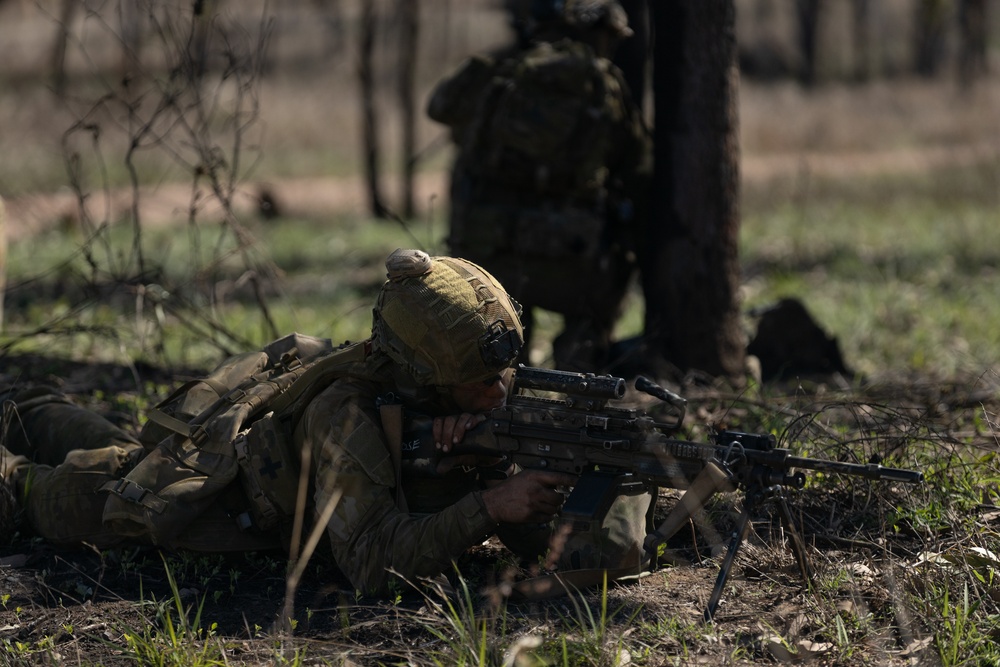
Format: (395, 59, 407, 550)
(703, 483, 812, 622)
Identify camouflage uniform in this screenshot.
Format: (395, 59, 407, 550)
(1, 250, 653, 597)
(0, 386, 282, 552)
(428, 0, 651, 371)
(0, 386, 145, 548)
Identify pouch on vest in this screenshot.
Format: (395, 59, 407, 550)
(233, 411, 302, 531)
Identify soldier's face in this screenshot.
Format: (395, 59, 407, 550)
(449, 368, 512, 414)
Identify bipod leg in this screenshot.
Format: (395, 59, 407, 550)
(704, 500, 753, 622)
(775, 490, 812, 590)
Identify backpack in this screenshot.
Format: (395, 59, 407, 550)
(464, 38, 618, 196)
(101, 333, 370, 546)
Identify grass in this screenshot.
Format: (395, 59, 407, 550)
(4, 157, 999, 379)
(740, 162, 1000, 379)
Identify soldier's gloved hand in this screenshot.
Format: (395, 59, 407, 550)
(480, 469, 577, 524)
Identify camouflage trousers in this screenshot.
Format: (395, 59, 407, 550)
(0, 387, 278, 551)
(0, 386, 143, 546)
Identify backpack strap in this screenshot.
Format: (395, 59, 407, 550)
(269, 340, 371, 416)
(378, 402, 409, 513)
(144, 408, 208, 444)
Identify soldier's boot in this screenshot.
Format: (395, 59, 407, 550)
(0, 445, 28, 543)
(2, 385, 141, 464)
(1, 384, 144, 547)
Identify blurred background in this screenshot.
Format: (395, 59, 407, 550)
(0, 0, 998, 379)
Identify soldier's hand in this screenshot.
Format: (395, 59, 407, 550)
(433, 412, 488, 453)
(432, 412, 497, 472)
(480, 469, 577, 524)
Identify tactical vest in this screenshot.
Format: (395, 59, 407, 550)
(102, 333, 371, 546)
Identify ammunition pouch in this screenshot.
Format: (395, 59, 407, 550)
(233, 411, 303, 531)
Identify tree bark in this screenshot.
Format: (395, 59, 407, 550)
(851, 0, 872, 82)
(795, 0, 823, 87)
(0, 195, 6, 333)
(914, 0, 948, 77)
(359, 0, 388, 218)
(397, 0, 419, 219)
(958, 0, 989, 88)
(51, 0, 79, 99)
(643, 0, 744, 380)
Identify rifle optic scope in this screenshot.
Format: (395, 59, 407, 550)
(514, 366, 625, 400)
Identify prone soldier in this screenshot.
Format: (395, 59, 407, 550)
(0, 249, 654, 596)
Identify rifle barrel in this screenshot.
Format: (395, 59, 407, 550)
(785, 456, 923, 483)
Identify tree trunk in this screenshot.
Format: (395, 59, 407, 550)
(0, 195, 6, 333)
(851, 0, 872, 82)
(643, 0, 744, 381)
(914, 0, 948, 77)
(958, 0, 989, 88)
(396, 0, 419, 219)
(795, 0, 823, 86)
(51, 0, 79, 99)
(359, 0, 388, 218)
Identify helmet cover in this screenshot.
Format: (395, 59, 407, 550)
(372, 249, 524, 386)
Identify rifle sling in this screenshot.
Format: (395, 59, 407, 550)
(379, 402, 408, 513)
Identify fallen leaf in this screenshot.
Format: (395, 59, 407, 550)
(898, 636, 933, 657)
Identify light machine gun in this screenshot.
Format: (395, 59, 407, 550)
(403, 366, 922, 620)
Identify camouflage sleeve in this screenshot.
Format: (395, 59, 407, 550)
(600, 62, 652, 248)
(298, 380, 499, 596)
(604, 64, 651, 188)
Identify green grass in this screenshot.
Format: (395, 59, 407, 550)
(741, 165, 1000, 379)
(7, 156, 998, 381)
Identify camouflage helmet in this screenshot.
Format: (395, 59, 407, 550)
(372, 249, 524, 386)
(564, 0, 632, 39)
